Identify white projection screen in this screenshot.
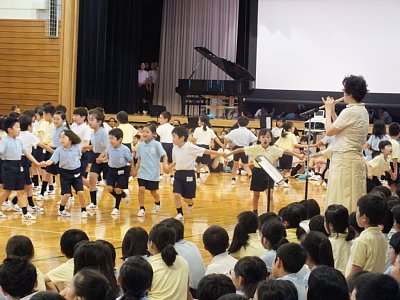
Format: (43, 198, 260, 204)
(256, 0, 400, 93)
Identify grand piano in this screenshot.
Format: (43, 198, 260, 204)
(176, 47, 255, 116)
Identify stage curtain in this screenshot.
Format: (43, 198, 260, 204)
(157, 0, 240, 115)
(75, 0, 143, 113)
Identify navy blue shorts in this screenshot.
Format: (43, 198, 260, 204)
(80, 151, 90, 178)
(173, 170, 196, 199)
(250, 167, 274, 191)
(279, 154, 293, 170)
(90, 153, 109, 178)
(195, 145, 211, 165)
(233, 146, 249, 164)
(107, 166, 130, 189)
(32, 146, 44, 162)
(41, 151, 52, 170)
(138, 178, 159, 191)
(161, 143, 173, 163)
(60, 168, 83, 195)
(2, 160, 24, 191)
(21, 156, 32, 185)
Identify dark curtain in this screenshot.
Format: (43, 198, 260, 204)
(76, 0, 163, 113)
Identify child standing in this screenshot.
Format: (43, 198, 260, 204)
(192, 115, 224, 183)
(41, 130, 88, 218)
(132, 123, 167, 217)
(224, 116, 257, 185)
(271, 117, 285, 140)
(85, 109, 109, 209)
(364, 120, 390, 159)
(116, 110, 138, 151)
(388, 122, 400, 194)
(99, 128, 133, 215)
(156, 111, 174, 179)
(275, 121, 306, 187)
(164, 126, 221, 220)
(0, 117, 42, 220)
(227, 129, 303, 213)
(345, 193, 388, 279)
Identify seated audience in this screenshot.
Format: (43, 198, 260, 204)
(121, 227, 150, 260)
(196, 274, 236, 300)
(253, 280, 297, 300)
(350, 272, 400, 300)
(307, 265, 349, 300)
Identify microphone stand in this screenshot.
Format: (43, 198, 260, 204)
(299, 110, 315, 200)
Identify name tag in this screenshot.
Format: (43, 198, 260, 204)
(74, 173, 81, 178)
(118, 170, 125, 175)
(150, 147, 156, 154)
(20, 167, 24, 172)
(186, 177, 193, 182)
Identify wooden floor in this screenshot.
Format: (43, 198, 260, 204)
(0, 173, 327, 273)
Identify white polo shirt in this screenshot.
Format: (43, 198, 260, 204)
(193, 126, 216, 145)
(172, 142, 205, 170)
(225, 127, 257, 147)
(157, 123, 174, 143)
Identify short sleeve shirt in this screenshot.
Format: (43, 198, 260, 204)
(156, 123, 174, 143)
(225, 127, 257, 147)
(0, 135, 27, 160)
(18, 131, 39, 155)
(172, 143, 206, 170)
(117, 123, 138, 144)
(46, 258, 74, 292)
(331, 103, 369, 153)
(193, 127, 217, 145)
(244, 144, 284, 168)
(136, 139, 166, 181)
(390, 138, 400, 161)
(367, 154, 391, 177)
(50, 144, 81, 170)
(106, 144, 132, 168)
(275, 132, 298, 151)
(90, 127, 109, 153)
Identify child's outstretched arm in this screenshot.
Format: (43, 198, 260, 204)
(283, 149, 305, 161)
(23, 150, 41, 167)
(224, 147, 244, 157)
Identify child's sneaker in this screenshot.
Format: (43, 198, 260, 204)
(81, 211, 88, 218)
(22, 212, 36, 220)
(186, 203, 194, 214)
(96, 188, 102, 203)
(122, 189, 131, 204)
(28, 206, 44, 212)
(11, 203, 22, 212)
(2, 200, 10, 207)
(47, 190, 55, 196)
(58, 210, 71, 217)
(151, 204, 161, 214)
(69, 196, 75, 202)
(86, 203, 98, 210)
(231, 178, 236, 185)
(175, 213, 184, 220)
(0, 211, 7, 218)
(196, 177, 201, 184)
(137, 208, 145, 217)
(111, 208, 120, 215)
(36, 194, 46, 201)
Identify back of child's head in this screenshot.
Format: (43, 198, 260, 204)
(6, 235, 34, 260)
(43, 105, 56, 116)
(392, 205, 400, 226)
(228, 211, 259, 254)
(309, 215, 329, 236)
(278, 204, 306, 240)
(275, 243, 306, 273)
(71, 268, 115, 300)
(121, 227, 149, 260)
(371, 185, 391, 199)
(199, 115, 211, 131)
(351, 272, 400, 300)
(372, 119, 387, 138)
(349, 211, 364, 236)
(73, 241, 119, 296)
(307, 265, 349, 300)
(159, 217, 184, 242)
(109, 128, 123, 140)
(357, 192, 387, 226)
(258, 212, 280, 230)
(73, 107, 88, 119)
(3, 116, 19, 133)
(60, 229, 89, 258)
(324, 204, 354, 241)
(55, 104, 67, 114)
(299, 199, 321, 219)
(18, 114, 33, 131)
(255, 279, 298, 300)
(203, 225, 229, 256)
(281, 121, 294, 137)
(197, 274, 236, 300)
(116, 111, 129, 124)
(381, 199, 398, 234)
(160, 111, 171, 121)
(389, 122, 400, 137)
(149, 223, 177, 267)
(0, 256, 37, 298)
(237, 116, 249, 127)
(96, 240, 116, 269)
(390, 232, 400, 256)
(216, 294, 248, 300)
(300, 231, 334, 267)
(172, 125, 189, 142)
(8, 111, 20, 118)
(119, 256, 153, 300)
(61, 129, 81, 145)
(260, 220, 288, 251)
(233, 256, 267, 298)
(22, 110, 35, 118)
(30, 291, 66, 300)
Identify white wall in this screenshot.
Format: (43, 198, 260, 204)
(0, 0, 48, 20)
(256, 0, 400, 93)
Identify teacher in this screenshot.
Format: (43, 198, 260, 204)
(324, 75, 369, 212)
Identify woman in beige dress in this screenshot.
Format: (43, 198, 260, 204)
(324, 75, 369, 213)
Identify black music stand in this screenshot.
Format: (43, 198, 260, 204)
(255, 155, 284, 212)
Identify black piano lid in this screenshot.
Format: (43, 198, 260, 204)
(195, 47, 255, 82)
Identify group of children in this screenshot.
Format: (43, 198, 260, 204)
(2, 186, 400, 300)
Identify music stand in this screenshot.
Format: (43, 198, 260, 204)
(255, 155, 284, 212)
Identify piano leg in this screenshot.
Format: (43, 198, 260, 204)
(180, 95, 187, 116)
(238, 97, 243, 116)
